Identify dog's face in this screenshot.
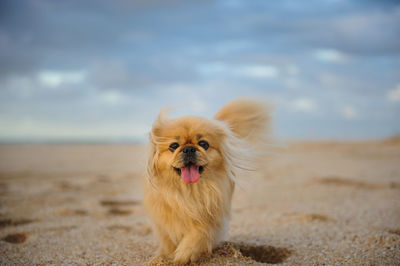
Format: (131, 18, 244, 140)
(149, 115, 227, 184)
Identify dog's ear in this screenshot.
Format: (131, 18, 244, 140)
(147, 109, 170, 178)
(146, 135, 160, 179)
(214, 98, 271, 142)
(150, 108, 169, 139)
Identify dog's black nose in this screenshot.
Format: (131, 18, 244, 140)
(182, 145, 197, 165)
(182, 145, 196, 154)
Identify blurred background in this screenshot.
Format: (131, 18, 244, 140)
(1, 0, 399, 143)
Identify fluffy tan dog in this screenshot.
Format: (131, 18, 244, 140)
(144, 98, 270, 264)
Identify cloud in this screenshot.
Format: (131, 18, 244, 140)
(342, 106, 358, 119)
(387, 84, 400, 102)
(240, 65, 279, 78)
(198, 62, 279, 79)
(291, 98, 317, 113)
(314, 49, 349, 63)
(38, 70, 86, 88)
(98, 90, 125, 105)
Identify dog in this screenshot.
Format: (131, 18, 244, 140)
(144, 98, 270, 264)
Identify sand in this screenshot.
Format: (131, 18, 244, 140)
(0, 141, 399, 265)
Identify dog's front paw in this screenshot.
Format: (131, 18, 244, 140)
(173, 246, 203, 265)
(173, 250, 191, 264)
(148, 252, 175, 265)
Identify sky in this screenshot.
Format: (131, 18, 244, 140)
(0, 0, 399, 142)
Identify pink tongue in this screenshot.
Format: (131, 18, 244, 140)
(181, 165, 200, 184)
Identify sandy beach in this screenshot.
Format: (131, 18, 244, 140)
(0, 140, 399, 265)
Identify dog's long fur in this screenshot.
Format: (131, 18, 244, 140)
(144, 98, 270, 264)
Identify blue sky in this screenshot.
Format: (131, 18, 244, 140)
(0, 0, 399, 142)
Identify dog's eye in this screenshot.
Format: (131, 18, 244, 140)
(198, 140, 209, 150)
(169, 142, 179, 152)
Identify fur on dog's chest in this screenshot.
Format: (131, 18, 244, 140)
(145, 186, 231, 246)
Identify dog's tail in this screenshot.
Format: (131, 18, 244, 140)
(214, 98, 271, 144)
